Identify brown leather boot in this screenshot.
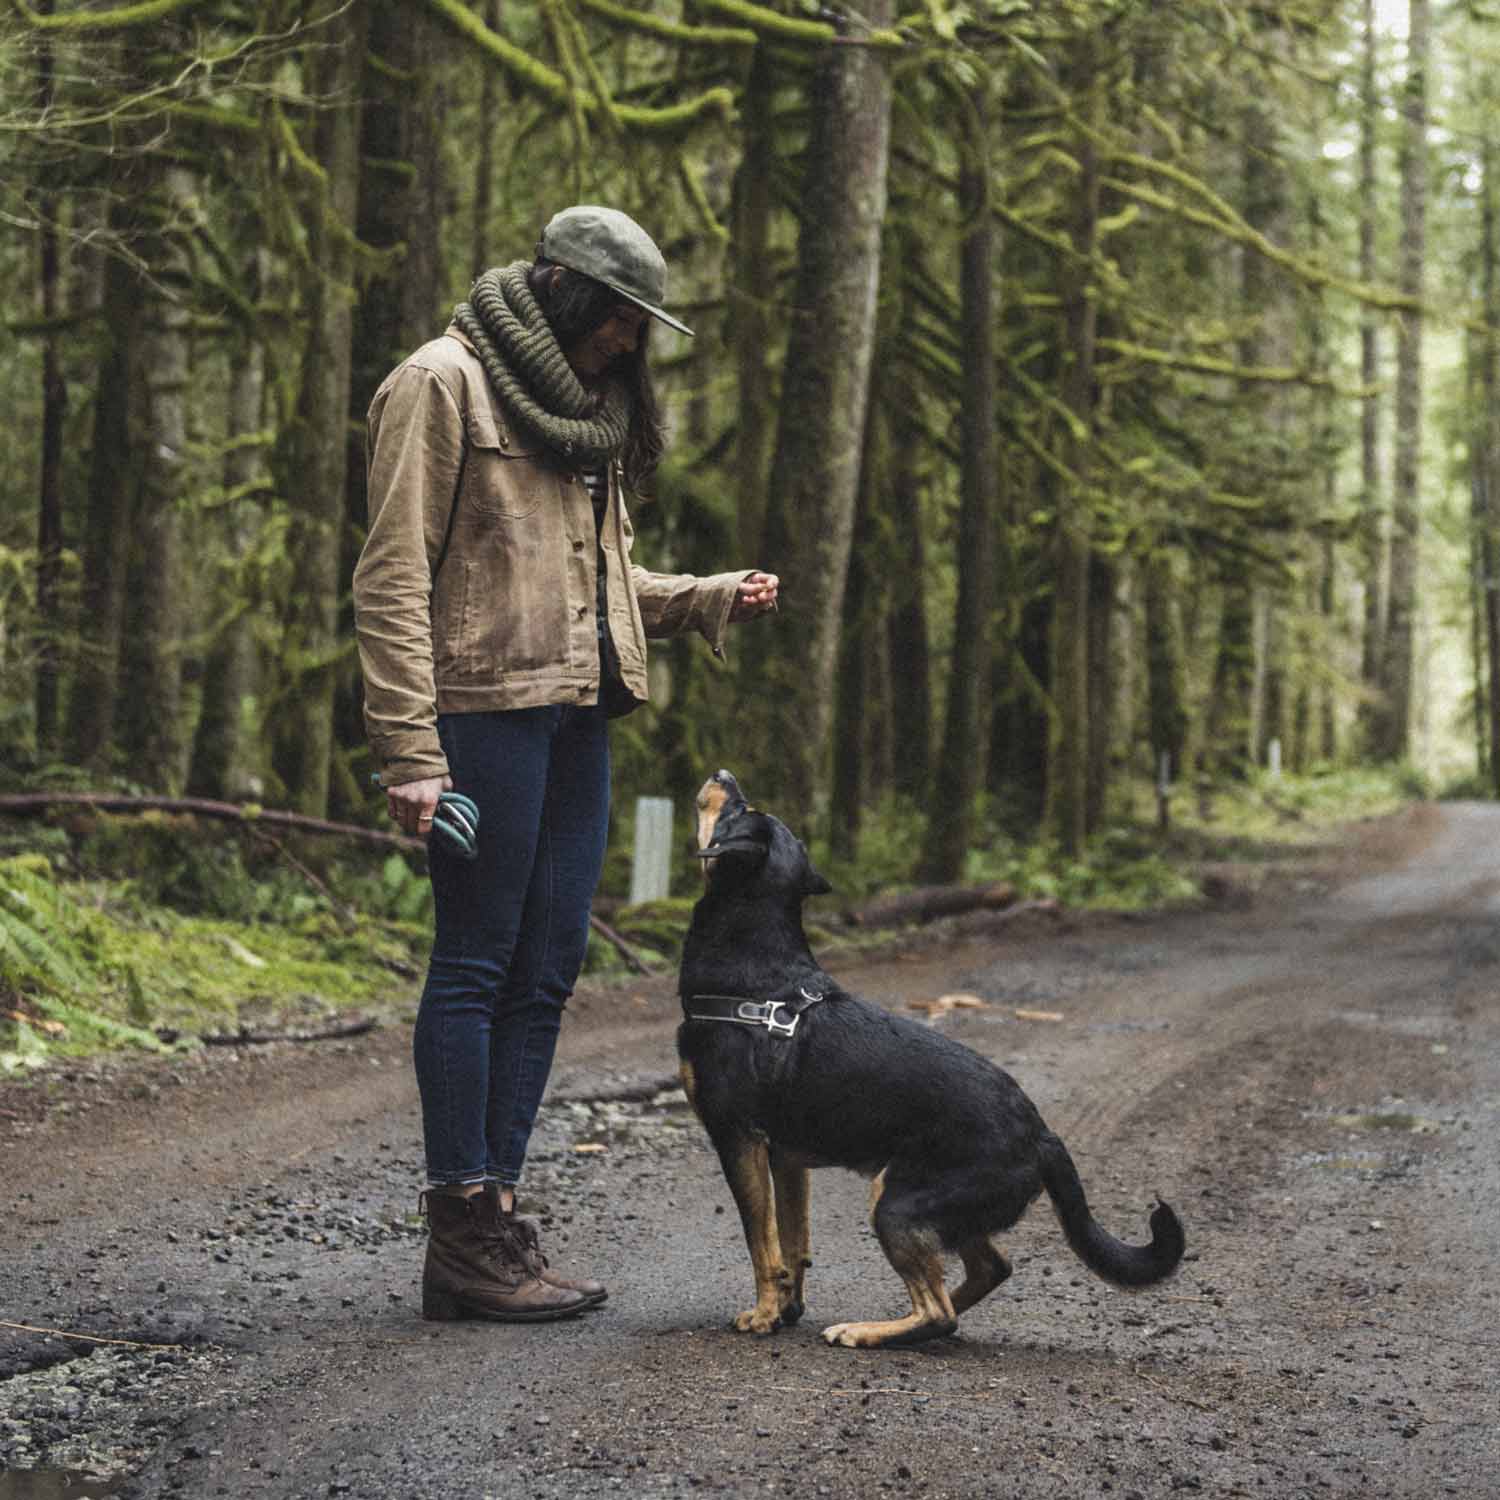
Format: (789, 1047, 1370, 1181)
(509, 1209, 608, 1307)
(421, 1184, 588, 1323)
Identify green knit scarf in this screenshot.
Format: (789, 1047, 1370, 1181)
(452, 261, 630, 467)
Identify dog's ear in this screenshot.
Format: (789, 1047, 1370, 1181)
(801, 863, 833, 897)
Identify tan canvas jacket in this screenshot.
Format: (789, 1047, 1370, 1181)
(353, 328, 748, 785)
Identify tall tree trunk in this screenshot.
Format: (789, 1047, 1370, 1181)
(1355, 0, 1386, 752)
(334, 0, 443, 813)
(471, 0, 501, 277)
(830, 376, 887, 862)
(122, 165, 196, 792)
(1143, 551, 1187, 794)
(1377, 0, 1429, 762)
(281, 4, 368, 817)
(189, 255, 270, 801)
(1046, 44, 1099, 856)
(730, 48, 779, 563)
(33, 12, 65, 755)
(886, 401, 932, 801)
(1478, 135, 1500, 794)
(1085, 553, 1116, 831)
(758, 1, 893, 834)
(923, 86, 996, 882)
(66, 222, 139, 774)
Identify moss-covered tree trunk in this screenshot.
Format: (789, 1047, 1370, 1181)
(1476, 135, 1500, 795)
(1376, 0, 1429, 762)
(1143, 550, 1187, 794)
(280, 2, 368, 817)
(32, 15, 65, 756)
(123, 164, 196, 792)
(189, 250, 270, 801)
(333, 0, 444, 814)
(730, 48, 777, 562)
(1045, 44, 1099, 858)
(758, 2, 893, 834)
(1355, 0, 1386, 756)
(66, 218, 140, 775)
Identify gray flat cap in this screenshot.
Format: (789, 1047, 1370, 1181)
(539, 205, 693, 337)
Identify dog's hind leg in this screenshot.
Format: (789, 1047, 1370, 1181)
(949, 1237, 1013, 1315)
(822, 1190, 957, 1350)
(715, 1135, 794, 1334)
(770, 1149, 811, 1325)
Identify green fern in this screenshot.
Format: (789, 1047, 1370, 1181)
(0, 859, 91, 993)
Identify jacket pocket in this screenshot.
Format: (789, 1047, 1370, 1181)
(463, 406, 547, 520)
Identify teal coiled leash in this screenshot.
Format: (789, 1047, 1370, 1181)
(371, 775, 480, 861)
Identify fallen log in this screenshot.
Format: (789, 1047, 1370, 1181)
(0, 791, 414, 852)
(850, 880, 1019, 929)
(165, 1017, 380, 1048)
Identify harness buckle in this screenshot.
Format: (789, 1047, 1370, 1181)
(765, 1002, 799, 1039)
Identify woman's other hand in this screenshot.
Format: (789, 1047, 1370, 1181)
(729, 571, 779, 623)
(386, 774, 453, 837)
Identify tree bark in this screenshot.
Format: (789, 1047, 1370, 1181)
(1046, 41, 1099, 857)
(33, 10, 65, 755)
(1143, 550, 1187, 797)
(190, 251, 270, 801)
(886, 399, 932, 801)
(1377, 0, 1429, 762)
(280, 3, 368, 817)
(758, 1, 893, 835)
(923, 86, 996, 882)
(1477, 135, 1500, 794)
(730, 47, 778, 562)
(471, 0, 501, 277)
(66, 216, 139, 774)
(1355, 0, 1386, 753)
(335, 0, 444, 813)
(123, 164, 196, 792)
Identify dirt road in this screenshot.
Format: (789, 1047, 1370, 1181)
(2, 801, 1497, 1499)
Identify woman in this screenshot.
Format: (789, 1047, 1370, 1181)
(353, 205, 778, 1323)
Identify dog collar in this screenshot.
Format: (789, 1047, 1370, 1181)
(685, 986, 826, 1039)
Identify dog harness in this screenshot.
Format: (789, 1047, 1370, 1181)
(685, 985, 826, 1039)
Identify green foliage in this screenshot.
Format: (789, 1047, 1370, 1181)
(0, 819, 431, 1073)
(0, 853, 167, 1072)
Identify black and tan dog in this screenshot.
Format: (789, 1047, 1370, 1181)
(677, 769, 1185, 1349)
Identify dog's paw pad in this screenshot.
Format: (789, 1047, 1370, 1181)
(821, 1323, 860, 1347)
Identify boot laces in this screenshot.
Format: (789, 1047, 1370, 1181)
(507, 1213, 550, 1275)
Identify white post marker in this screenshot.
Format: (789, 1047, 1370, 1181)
(630, 795, 674, 905)
(1268, 738, 1282, 780)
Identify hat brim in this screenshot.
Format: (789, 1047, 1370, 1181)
(610, 283, 694, 338)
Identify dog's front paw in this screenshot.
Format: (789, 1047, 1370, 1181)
(780, 1298, 805, 1328)
(821, 1322, 863, 1348)
(733, 1304, 783, 1335)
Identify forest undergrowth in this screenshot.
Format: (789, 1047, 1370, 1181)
(0, 765, 1426, 1074)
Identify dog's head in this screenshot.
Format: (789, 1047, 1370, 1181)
(694, 770, 832, 899)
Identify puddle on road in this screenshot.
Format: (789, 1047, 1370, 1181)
(1295, 1105, 1445, 1176)
(1328, 1111, 1443, 1134)
(0, 1472, 120, 1499)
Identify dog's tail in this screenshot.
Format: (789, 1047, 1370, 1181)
(1038, 1130, 1184, 1288)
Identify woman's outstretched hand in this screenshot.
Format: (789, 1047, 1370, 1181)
(729, 571, 779, 623)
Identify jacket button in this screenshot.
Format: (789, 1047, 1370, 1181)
(576, 605, 588, 618)
(572, 538, 584, 551)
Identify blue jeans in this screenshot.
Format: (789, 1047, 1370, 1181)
(413, 705, 610, 1187)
